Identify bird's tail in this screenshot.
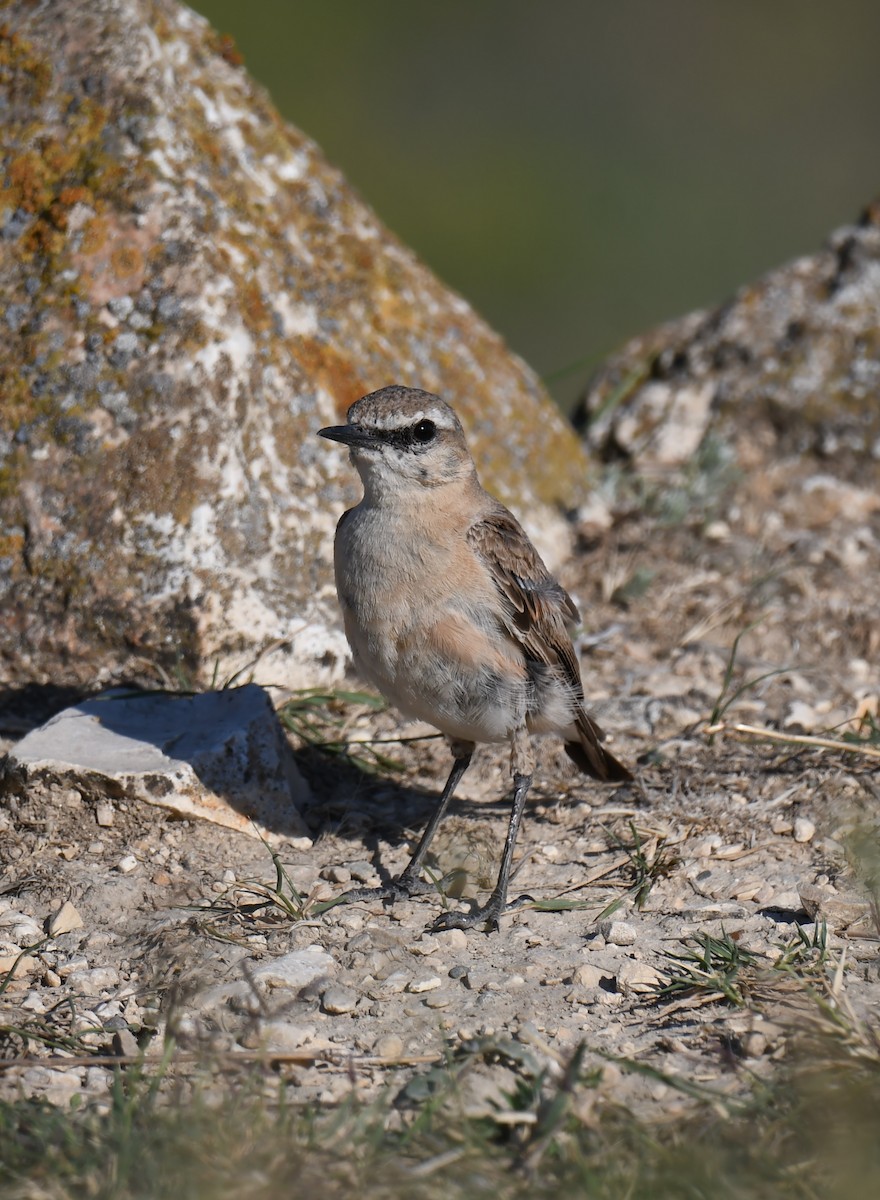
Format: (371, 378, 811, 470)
(564, 711, 633, 783)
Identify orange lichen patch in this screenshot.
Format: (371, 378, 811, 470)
(4, 148, 55, 212)
(0, 23, 52, 106)
(110, 242, 145, 279)
(239, 276, 273, 335)
(207, 30, 245, 69)
(191, 127, 222, 166)
(73, 214, 154, 304)
(291, 338, 369, 416)
(79, 215, 109, 255)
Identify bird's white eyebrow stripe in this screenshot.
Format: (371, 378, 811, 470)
(365, 409, 457, 431)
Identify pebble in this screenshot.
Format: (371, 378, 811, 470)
(251, 948, 337, 990)
(66, 966, 121, 992)
(321, 986, 358, 1014)
(56, 956, 89, 978)
(346, 861, 376, 883)
(43, 969, 62, 988)
(616, 961, 664, 995)
(569, 963, 604, 988)
(374, 1034, 405, 1058)
(48, 901, 84, 937)
(22, 1066, 82, 1107)
(112, 1029, 141, 1057)
(741, 1031, 767, 1058)
(433, 927, 468, 951)
(95, 801, 115, 827)
(409, 934, 440, 956)
(423, 990, 453, 1009)
(793, 817, 816, 844)
(9, 917, 42, 942)
(116, 854, 138, 874)
(322, 865, 352, 885)
(239, 1021, 322, 1052)
(406, 976, 442, 994)
(599, 920, 638, 946)
(366, 971, 410, 999)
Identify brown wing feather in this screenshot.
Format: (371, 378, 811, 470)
(467, 504, 632, 783)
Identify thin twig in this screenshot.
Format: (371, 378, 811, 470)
(707, 722, 880, 761)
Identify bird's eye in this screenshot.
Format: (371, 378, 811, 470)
(412, 419, 436, 443)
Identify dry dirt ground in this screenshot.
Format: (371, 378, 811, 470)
(1, 445, 878, 1118)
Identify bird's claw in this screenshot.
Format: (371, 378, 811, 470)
(340, 873, 435, 906)
(428, 892, 536, 934)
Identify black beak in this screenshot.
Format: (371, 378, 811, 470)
(317, 424, 377, 449)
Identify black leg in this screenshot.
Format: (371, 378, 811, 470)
(431, 770, 534, 934)
(341, 750, 473, 905)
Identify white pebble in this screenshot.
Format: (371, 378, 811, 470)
(794, 817, 816, 844)
(407, 976, 442, 994)
(116, 854, 138, 874)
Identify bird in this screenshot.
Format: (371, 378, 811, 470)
(318, 385, 631, 932)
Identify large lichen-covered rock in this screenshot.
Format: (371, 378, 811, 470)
(0, 0, 589, 695)
(576, 201, 880, 473)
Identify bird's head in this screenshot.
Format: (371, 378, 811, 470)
(318, 385, 476, 498)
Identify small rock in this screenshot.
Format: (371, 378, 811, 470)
(407, 976, 442, 994)
(322, 865, 352, 885)
(798, 883, 872, 930)
(569, 964, 604, 988)
(22, 1066, 82, 1108)
(599, 920, 638, 946)
(346, 861, 376, 883)
(95, 801, 115, 827)
(374, 1034, 405, 1058)
(48, 901, 84, 937)
(741, 1031, 767, 1058)
(366, 971, 410, 999)
(252, 948, 337, 990)
(151, 871, 172, 886)
(239, 1021, 325, 1052)
(66, 966, 120, 992)
(116, 854, 138, 874)
(321, 986, 358, 1014)
(42, 968, 62, 988)
(55, 956, 88, 978)
(433, 927, 468, 951)
(423, 990, 453, 1009)
(616, 961, 664, 995)
(793, 817, 816, 844)
(409, 934, 441, 956)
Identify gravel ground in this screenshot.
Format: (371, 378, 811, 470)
(1, 449, 878, 1116)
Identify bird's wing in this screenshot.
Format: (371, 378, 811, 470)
(466, 505, 582, 685)
(468, 504, 632, 784)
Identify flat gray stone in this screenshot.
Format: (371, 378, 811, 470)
(2, 685, 310, 842)
(252, 949, 337, 990)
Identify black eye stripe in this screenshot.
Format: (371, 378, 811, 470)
(377, 419, 438, 450)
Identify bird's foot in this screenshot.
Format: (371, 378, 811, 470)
(428, 892, 535, 934)
(341, 871, 436, 906)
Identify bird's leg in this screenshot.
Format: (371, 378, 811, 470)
(430, 770, 533, 933)
(431, 728, 536, 933)
(341, 744, 473, 905)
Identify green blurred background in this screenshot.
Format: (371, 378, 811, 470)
(191, 1, 880, 412)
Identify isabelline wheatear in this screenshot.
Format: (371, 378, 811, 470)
(318, 385, 631, 932)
